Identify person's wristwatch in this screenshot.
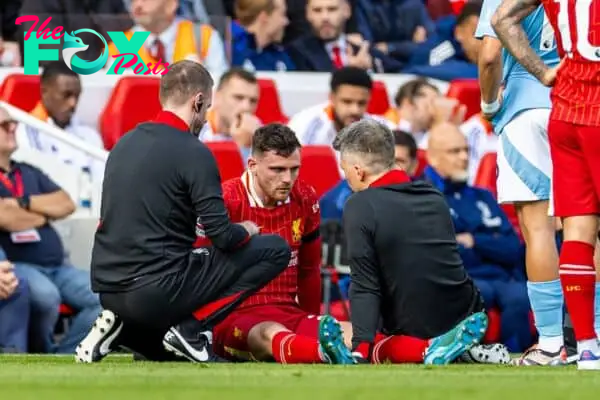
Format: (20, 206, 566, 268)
(16, 194, 30, 210)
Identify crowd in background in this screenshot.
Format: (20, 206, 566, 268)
(0, 0, 536, 355)
(1, 0, 479, 80)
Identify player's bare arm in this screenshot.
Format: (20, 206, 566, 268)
(478, 36, 504, 120)
(491, 0, 552, 85)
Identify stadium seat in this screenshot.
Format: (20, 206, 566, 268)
(473, 152, 497, 197)
(299, 146, 341, 198)
(205, 141, 245, 182)
(482, 309, 501, 343)
(326, 300, 350, 322)
(446, 79, 480, 120)
(256, 78, 288, 124)
(0, 73, 41, 111)
(56, 303, 74, 335)
(414, 149, 428, 177)
(367, 81, 391, 116)
(59, 304, 73, 315)
(100, 77, 161, 150)
(473, 152, 523, 239)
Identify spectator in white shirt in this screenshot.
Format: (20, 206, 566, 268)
(15, 62, 105, 183)
(199, 68, 262, 162)
(288, 66, 393, 146)
(384, 78, 442, 148)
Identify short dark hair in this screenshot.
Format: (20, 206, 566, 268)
(330, 66, 373, 93)
(217, 67, 257, 90)
(394, 78, 439, 106)
(456, 0, 483, 25)
(393, 130, 417, 161)
(252, 123, 301, 157)
(41, 61, 79, 86)
(159, 60, 214, 107)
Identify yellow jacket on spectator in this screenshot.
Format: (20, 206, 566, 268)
(107, 19, 228, 79)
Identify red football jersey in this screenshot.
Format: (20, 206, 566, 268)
(195, 172, 321, 309)
(542, 0, 600, 125)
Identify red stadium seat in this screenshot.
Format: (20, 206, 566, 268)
(59, 303, 73, 315)
(205, 141, 245, 182)
(446, 79, 480, 120)
(0, 73, 41, 111)
(367, 81, 391, 116)
(483, 308, 501, 343)
(473, 152, 497, 197)
(473, 152, 523, 239)
(256, 78, 288, 124)
(100, 77, 161, 150)
(325, 300, 351, 322)
(414, 149, 428, 177)
(299, 146, 341, 198)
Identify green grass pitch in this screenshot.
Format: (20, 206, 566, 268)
(2, 355, 600, 400)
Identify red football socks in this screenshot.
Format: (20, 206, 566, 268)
(559, 241, 596, 341)
(371, 334, 428, 364)
(271, 332, 324, 364)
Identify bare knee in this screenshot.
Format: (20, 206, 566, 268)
(515, 201, 556, 245)
(563, 216, 598, 245)
(247, 322, 290, 361)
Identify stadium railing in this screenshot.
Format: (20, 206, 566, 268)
(1, 101, 107, 215)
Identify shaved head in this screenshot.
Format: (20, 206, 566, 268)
(427, 122, 470, 181)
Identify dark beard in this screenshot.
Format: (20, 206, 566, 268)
(189, 113, 206, 137)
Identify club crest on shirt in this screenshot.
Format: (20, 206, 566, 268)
(233, 327, 244, 339)
(291, 218, 303, 243)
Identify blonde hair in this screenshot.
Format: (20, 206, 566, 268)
(234, 0, 275, 26)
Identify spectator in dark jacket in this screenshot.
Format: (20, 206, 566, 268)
(232, 0, 295, 71)
(19, 0, 132, 64)
(123, 0, 226, 26)
(354, 0, 436, 63)
(283, 0, 361, 43)
(425, 123, 532, 352)
(288, 0, 402, 73)
(0, 0, 22, 66)
(402, 0, 482, 81)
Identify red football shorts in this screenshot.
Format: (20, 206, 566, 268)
(212, 304, 319, 361)
(548, 119, 600, 217)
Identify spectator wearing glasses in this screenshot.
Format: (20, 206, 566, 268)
(0, 106, 102, 354)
